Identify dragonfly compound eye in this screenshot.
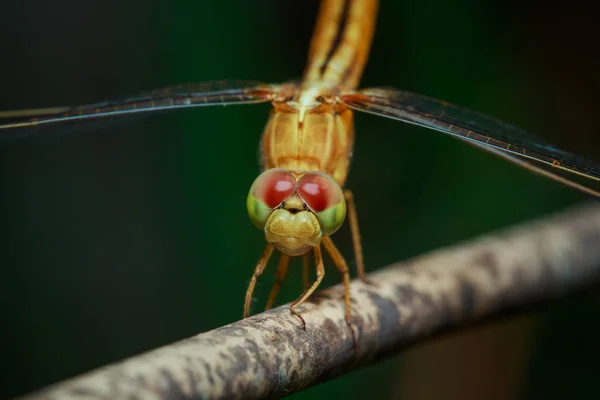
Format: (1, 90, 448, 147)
(297, 172, 346, 236)
(246, 168, 296, 229)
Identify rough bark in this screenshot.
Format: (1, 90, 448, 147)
(20, 203, 600, 400)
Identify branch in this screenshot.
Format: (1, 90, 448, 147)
(20, 203, 600, 400)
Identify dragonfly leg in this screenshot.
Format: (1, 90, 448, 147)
(322, 236, 358, 345)
(344, 189, 368, 282)
(265, 254, 290, 311)
(302, 252, 311, 290)
(244, 243, 275, 318)
(290, 245, 325, 330)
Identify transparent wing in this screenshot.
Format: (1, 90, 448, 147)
(0, 80, 278, 131)
(340, 88, 600, 197)
(467, 140, 600, 198)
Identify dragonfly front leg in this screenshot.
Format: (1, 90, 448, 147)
(265, 254, 290, 311)
(344, 189, 367, 281)
(290, 245, 325, 330)
(244, 243, 275, 318)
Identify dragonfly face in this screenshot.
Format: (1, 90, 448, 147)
(246, 168, 346, 256)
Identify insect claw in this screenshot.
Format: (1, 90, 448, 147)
(290, 308, 307, 330)
(345, 316, 359, 347)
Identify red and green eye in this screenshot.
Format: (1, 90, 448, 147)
(297, 172, 346, 235)
(246, 168, 296, 229)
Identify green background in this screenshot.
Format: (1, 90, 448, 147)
(0, 0, 599, 398)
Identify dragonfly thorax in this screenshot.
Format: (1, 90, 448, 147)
(260, 84, 355, 186)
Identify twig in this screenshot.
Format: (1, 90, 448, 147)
(19, 203, 600, 400)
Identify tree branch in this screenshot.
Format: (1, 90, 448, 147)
(20, 203, 600, 400)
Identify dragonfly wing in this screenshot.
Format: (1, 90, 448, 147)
(0, 80, 278, 131)
(467, 139, 600, 198)
(340, 88, 600, 196)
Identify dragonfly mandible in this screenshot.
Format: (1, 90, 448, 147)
(1, 0, 599, 337)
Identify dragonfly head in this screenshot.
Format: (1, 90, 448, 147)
(246, 168, 347, 256)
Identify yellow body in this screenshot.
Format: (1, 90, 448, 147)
(244, 0, 378, 329)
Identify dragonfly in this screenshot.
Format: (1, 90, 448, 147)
(1, 0, 599, 337)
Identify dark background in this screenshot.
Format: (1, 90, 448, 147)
(1, 0, 599, 399)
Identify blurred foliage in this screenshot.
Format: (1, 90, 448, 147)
(0, 0, 598, 399)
